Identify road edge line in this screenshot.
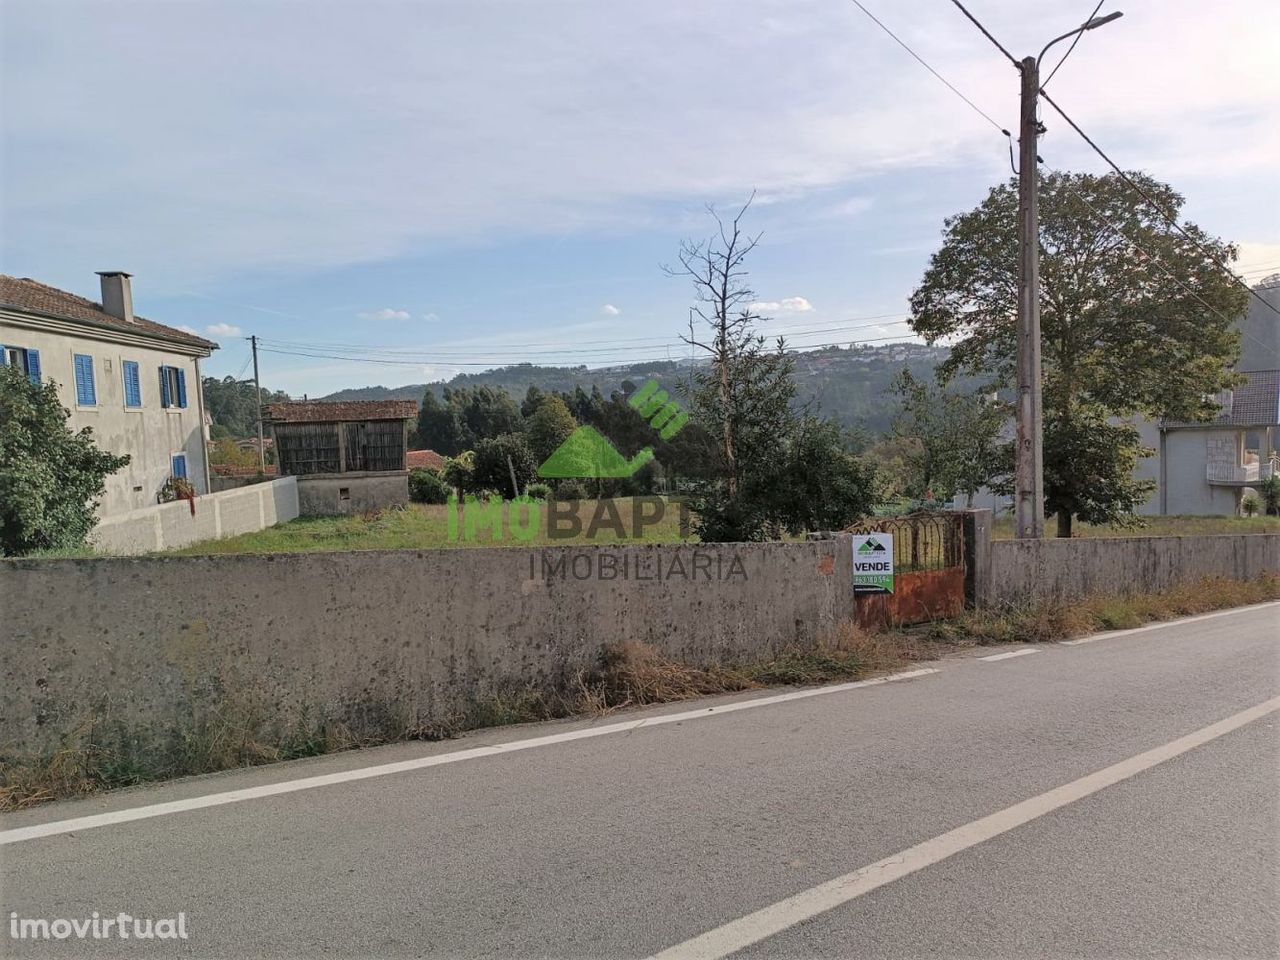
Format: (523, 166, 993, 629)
(1060, 600, 1280, 646)
(0, 668, 939, 845)
(648, 694, 1280, 960)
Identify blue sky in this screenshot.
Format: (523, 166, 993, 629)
(3, 0, 1277, 395)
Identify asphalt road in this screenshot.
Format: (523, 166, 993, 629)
(2, 603, 1278, 959)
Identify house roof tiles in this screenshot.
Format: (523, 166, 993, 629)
(0, 274, 217, 351)
(265, 400, 418, 423)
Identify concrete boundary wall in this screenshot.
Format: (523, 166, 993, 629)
(0, 539, 854, 760)
(89, 477, 299, 555)
(988, 533, 1280, 605)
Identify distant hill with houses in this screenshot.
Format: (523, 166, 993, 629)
(320, 341, 958, 436)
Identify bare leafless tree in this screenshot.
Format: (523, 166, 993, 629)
(663, 195, 765, 497)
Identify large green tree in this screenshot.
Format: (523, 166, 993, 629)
(892, 370, 1005, 506)
(0, 367, 130, 555)
(525, 394, 578, 464)
(910, 171, 1247, 535)
(415, 385, 523, 456)
(202, 376, 290, 438)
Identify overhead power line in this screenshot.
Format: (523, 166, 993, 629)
(948, 0, 1020, 66)
(256, 333, 921, 370)
(253, 315, 914, 360)
(1062, 181, 1277, 357)
(1036, 88, 1280, 318)
(846, 0, 1006, 132)
(1041, 0, 1105, 88)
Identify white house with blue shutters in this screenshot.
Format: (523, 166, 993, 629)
(0, 272, 219, 518)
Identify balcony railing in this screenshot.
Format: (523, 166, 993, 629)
(1207, 461, 1277, 484)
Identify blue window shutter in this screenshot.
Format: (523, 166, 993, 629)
(0, 344, 7, 365)
(176, 368, 188, 408)
(25, 349, 41, 385)
(123, 360, 141, 407)
(160, 366, 172, 408)
(74, 354, 96, 405)
(171, 454, 188, 479)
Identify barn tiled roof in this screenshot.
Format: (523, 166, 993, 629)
(0, 274, 217, 350)
(265, 400, 418, 423)
(407, 449, 446, 471)
(1164, 369, 1280, 428)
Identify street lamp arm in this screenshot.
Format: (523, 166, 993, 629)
(1037, 11, 1123, 67)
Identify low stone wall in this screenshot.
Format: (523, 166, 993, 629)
(0, 539, 854, 761)
(297, 471, 408, 516)
(988, 533, 1280, 605)
(89, 477, 299, 555)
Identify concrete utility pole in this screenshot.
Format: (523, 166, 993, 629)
(250, 334, 266, 475)
(1011, 10, 1124, 540)
(1014, 56, 1045, 539)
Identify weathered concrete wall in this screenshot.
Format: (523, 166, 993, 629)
(89, 477, 299, 554)
(0, 539, 854, 760)
(989, 534, 1280, 604)
(297, 472, 409, 516)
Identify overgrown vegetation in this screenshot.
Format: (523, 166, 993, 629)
(7, 574, 1272, 809)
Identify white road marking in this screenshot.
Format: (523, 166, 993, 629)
(1060, 600, 1280, 645)
(649, 694, 1280, 960)
(0, 668, 938, 846)
(977, 648, 1040, 661)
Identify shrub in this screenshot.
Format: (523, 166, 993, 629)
(1257, 475, 1279, 516)
(408, 468, 450, 504)
(1242, 493, 1261, 517)
(442, 452, 475, 495)
(0, 366, 130, 555)
(525, 482, 553, 501)
(554, 479, 588, 501)
(472, 433, 537, 498)
(157, 476, 196, 504)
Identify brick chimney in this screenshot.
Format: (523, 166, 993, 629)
(96, 271, 135, 323)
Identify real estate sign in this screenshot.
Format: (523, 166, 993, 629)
(852, 534, 894, 594)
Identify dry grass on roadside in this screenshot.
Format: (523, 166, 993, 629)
(928, 574, 1280, 645)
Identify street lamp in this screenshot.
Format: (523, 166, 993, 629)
(1012, 11, 1123, 540)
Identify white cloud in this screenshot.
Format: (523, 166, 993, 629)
(601, 303, 620, 316)
(178, 324, 200, 335)
(357, 308, 412, 321)
(422, 312, 440, 322)
(206, 322, 242, 337)
(752, 296, 814, 313)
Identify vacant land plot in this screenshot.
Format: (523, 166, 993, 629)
(170, 498, 694, 555)
(991, 514, 1280, 540)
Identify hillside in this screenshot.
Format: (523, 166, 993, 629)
(320, 342, 956, 436)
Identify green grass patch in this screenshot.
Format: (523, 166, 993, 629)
(991, 514, 1280, 540)
(167, 498, 694, 555)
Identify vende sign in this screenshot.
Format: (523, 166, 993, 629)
(852, 534, 894, 594)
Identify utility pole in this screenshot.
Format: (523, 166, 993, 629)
(250, 334, 266, 475)
(1014, 56, 1045, 539)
